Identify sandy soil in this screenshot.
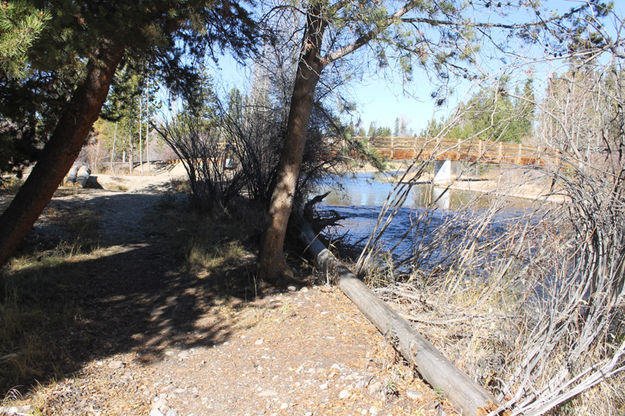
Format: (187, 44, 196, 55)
(2, 167, 456, 416)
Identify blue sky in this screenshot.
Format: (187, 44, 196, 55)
(210, 52, 468, 135)
(208, 0, 623, 136)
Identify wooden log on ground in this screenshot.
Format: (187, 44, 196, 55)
(296, 218, 499, 416)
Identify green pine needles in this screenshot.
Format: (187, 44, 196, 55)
(0, 1, 50, 78)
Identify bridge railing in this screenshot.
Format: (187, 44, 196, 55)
(362, 136, 560, 166)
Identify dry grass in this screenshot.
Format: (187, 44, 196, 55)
(0, 195, 267, 400)
(361, 174, 625, 415)
(0, 209, 103, 395)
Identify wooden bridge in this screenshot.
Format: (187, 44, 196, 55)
(335, 136, 557, 166)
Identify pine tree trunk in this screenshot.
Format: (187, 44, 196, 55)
(146, 117, 150, 172)
(258, 8, 326, 282)
(0, 45, 123, 266)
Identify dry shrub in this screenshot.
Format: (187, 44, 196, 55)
(360, 38, 625, 413)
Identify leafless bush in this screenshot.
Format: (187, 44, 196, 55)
(356, 50, 625, 416)
(154, 117, 243, 212)
(219, 96, 283, 203)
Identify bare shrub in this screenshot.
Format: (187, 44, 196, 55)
(349, 41, 625, 416)
(278, 2, 625, 413)
(155, 115, 243, 212)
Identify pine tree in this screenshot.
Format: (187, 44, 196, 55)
(0, 1, 50, 78)
(0, 0, 258, 266)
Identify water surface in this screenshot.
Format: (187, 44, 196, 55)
(316, 173, 533, 269)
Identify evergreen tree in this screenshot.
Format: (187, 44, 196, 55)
(0, 0, 258, 265)
(0, 1, 50, 78)
(258, 0, 601, 283)
(423, 78, 535, 143)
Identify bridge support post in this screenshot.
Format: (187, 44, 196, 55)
(433, 186, 450, 210)
(433, 159, 451, 184)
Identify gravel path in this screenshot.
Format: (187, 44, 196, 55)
(3, 169, 455, 416)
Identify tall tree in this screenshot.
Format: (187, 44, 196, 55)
(0, 0, 257, 266)
(257, 0, 603, 282)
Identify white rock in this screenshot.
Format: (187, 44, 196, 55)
(149, 410, 164, 416)
(166, 410, 178, 416)
(255, 338, 264, 345)
(367, 382, 382, 395)
(280, 403, 289, 410)
(108, 360, 123, 369)
(406, 390, 423, 400)
(338, 389, 350, 399)
(319, 382, 328, 390)
(257, 390, 278, 397)
(369, 406, 379, 415)
(0, 406, 36, 416)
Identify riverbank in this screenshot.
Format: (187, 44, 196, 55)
(378, 164, 568, 204)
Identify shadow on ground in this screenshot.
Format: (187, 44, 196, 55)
(0, 190, 305, 397)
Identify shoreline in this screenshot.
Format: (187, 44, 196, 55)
(347, 162, 568, 204)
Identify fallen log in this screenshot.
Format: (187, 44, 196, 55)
(296, 218, 499, 416)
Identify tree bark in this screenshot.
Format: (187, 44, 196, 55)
(258, 7, 327, 282)
(0, 44, 124, 266)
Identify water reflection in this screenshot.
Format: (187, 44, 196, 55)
(319, 173, 532, 210)
(316, 173, 532, 270)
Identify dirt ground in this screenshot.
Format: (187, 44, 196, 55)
(1, 165, 456, 416)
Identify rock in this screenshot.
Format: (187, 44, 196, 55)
(177, 351, 190, 360)
(108, 360, 123, 369)
(287, 286, 296, 291)
(280, 403, 289, 410)
(149, 410, 164, 416)
(369, 406, 379, 415)
(338, 389, 350, 399)
(0, 405, 36, 416)
(257, 390, 278, 397)
(166, 410, 178, 416)
(367, 382, 382, 396)
(319, 382, 328, 390)
(254, 338, 264, 345)
(300, 287, 309, 293)
(406, 390, 423, 400)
